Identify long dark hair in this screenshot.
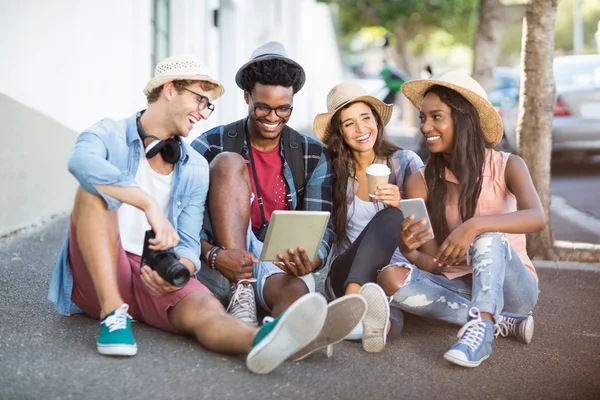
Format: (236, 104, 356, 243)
(423, 85, 489, 243)
(325, 101, 399, 246)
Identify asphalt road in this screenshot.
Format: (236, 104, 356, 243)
(1, 217, 599, 400)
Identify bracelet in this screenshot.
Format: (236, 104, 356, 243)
(209, 247, 224, 270)
(204, 246, 217, 265)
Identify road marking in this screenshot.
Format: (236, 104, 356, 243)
(551, 195, 600, 235)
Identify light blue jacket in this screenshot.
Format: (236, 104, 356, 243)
(48, 112, 209, 315)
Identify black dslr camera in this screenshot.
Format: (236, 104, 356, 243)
(141, 230, 190, 287)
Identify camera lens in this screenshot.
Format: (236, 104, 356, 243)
(166, 263, 191, 287)
(150, 250, 190, 287)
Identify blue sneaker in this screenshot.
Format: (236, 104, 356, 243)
(495, 312, 534, 344)
(97, 304, 137, 356)
(444, 308, 494, 368)
(246, 293, 328, 374)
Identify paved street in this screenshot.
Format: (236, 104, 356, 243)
(1, 124, 599, 400)
(1, 214, 599, 400)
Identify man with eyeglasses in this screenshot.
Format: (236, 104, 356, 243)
(48, 54, 333, 374)
(192, 42, 363, 360)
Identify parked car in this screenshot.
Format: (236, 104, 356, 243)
(551, 54, 600, 158)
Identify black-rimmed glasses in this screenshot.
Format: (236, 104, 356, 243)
(252, 103, 294, 118)
(184, 88, 215, 118)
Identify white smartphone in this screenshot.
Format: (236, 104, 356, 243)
(400, 198, 435, 241)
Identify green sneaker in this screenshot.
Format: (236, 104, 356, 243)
(246, 293, 327, 374)
(97, 304, 137, 356)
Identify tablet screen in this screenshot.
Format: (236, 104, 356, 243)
(259, 210, 331, 262)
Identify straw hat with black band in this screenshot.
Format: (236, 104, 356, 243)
(401, 70, 503, 146)
(144, 54, 225, 100)
(313, 82, 394, 144)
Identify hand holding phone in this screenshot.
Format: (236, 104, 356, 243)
(400, 198, 435, 241)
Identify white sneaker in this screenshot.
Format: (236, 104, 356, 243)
(289, 294, 367, 361)
(359, 283, 390, 353)
(226, 279, 258, 326)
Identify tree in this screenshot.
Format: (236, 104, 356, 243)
(517, 0, 558, 260)
(319, 0, 478, 77)
(472, 0, 526, 92)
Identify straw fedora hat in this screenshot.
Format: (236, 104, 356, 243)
(144, 55, 225, 100)
(235, 41, 306, 92)
(313, 82, 393, 143)
(401, 71, 503, 146)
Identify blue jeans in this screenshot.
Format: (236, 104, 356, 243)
(388, 232, 538, 325)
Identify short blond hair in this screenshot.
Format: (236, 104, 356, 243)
(146, 79, 219, 104)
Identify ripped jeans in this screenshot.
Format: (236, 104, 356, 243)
(388, 232, 538, 325)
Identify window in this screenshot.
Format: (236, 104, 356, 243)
(151, 0, 170, 72)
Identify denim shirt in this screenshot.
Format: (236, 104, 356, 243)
(48, 112, 209, 315)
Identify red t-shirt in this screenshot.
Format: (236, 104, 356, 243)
(248, 145, 289, 234)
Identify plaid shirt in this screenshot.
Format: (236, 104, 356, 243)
(191, 118, 334, 267)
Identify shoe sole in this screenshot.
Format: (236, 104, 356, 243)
(521, 315, 534, 344)
(246, 293, 327, 374)
(289, 295, 368, 361)
(97, 343, 138, 356)
(443, 350, 489, 368)
(359, 283, 390, 353)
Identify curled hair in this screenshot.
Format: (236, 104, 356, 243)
(325, 101, 399, 246)
(422, 85, 489, 243)
(146, 79, 219, 104)
(240, 59, 304, 94)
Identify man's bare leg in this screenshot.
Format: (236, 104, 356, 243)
(71, 187, 124, 319)
(168, 291, 330, 374)
(208, 152, 252, 250)
(263, 274, 310, 317)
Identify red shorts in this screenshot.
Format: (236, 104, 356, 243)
(68, 219, 211, 333)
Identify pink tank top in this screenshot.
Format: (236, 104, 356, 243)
(420, 149, 536, 280)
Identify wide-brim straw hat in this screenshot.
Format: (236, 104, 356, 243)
(144, 55, 225, 100)
(401, 70, 503, 146)
(313, 82, 393, 143)
(235, 41, 306, 92)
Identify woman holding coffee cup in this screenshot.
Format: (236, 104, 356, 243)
(313, 81, 424, 352)
(377, 71, 545, 368)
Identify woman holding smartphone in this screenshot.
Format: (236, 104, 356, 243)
(377, 71, 546, 368)
(314, 82, 424, 352)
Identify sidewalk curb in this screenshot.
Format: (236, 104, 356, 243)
(534, 260, 600, 272)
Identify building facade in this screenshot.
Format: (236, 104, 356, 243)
(0, 0, 343, 235)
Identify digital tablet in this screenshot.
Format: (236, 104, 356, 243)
(259, 210, 331, 262)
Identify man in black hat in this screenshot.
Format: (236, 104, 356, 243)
(192, 42, 362, 358)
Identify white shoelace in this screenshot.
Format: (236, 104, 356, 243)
(455, 307, 486, 352)
(494, 314, 516, 338)
(101, 304, 132, 332)
(227, 279, 258, 324)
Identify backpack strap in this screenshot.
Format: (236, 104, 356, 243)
(282, 127, 305, 210)
(223, 119, 246, 154)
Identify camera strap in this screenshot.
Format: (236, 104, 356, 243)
(245, 127, 268, 226)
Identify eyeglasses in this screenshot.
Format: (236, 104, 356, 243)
(252, 103, 294, 118)
(184, 88, 215, 118)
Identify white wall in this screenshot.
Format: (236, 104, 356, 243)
(0, 0, 343, 235)
(0, 0, 150, 133)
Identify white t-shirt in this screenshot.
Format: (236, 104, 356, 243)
(345, 196, 409, 265)
(117, 153, 173, 256)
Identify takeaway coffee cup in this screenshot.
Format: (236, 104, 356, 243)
(366, 164, 391, 197)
